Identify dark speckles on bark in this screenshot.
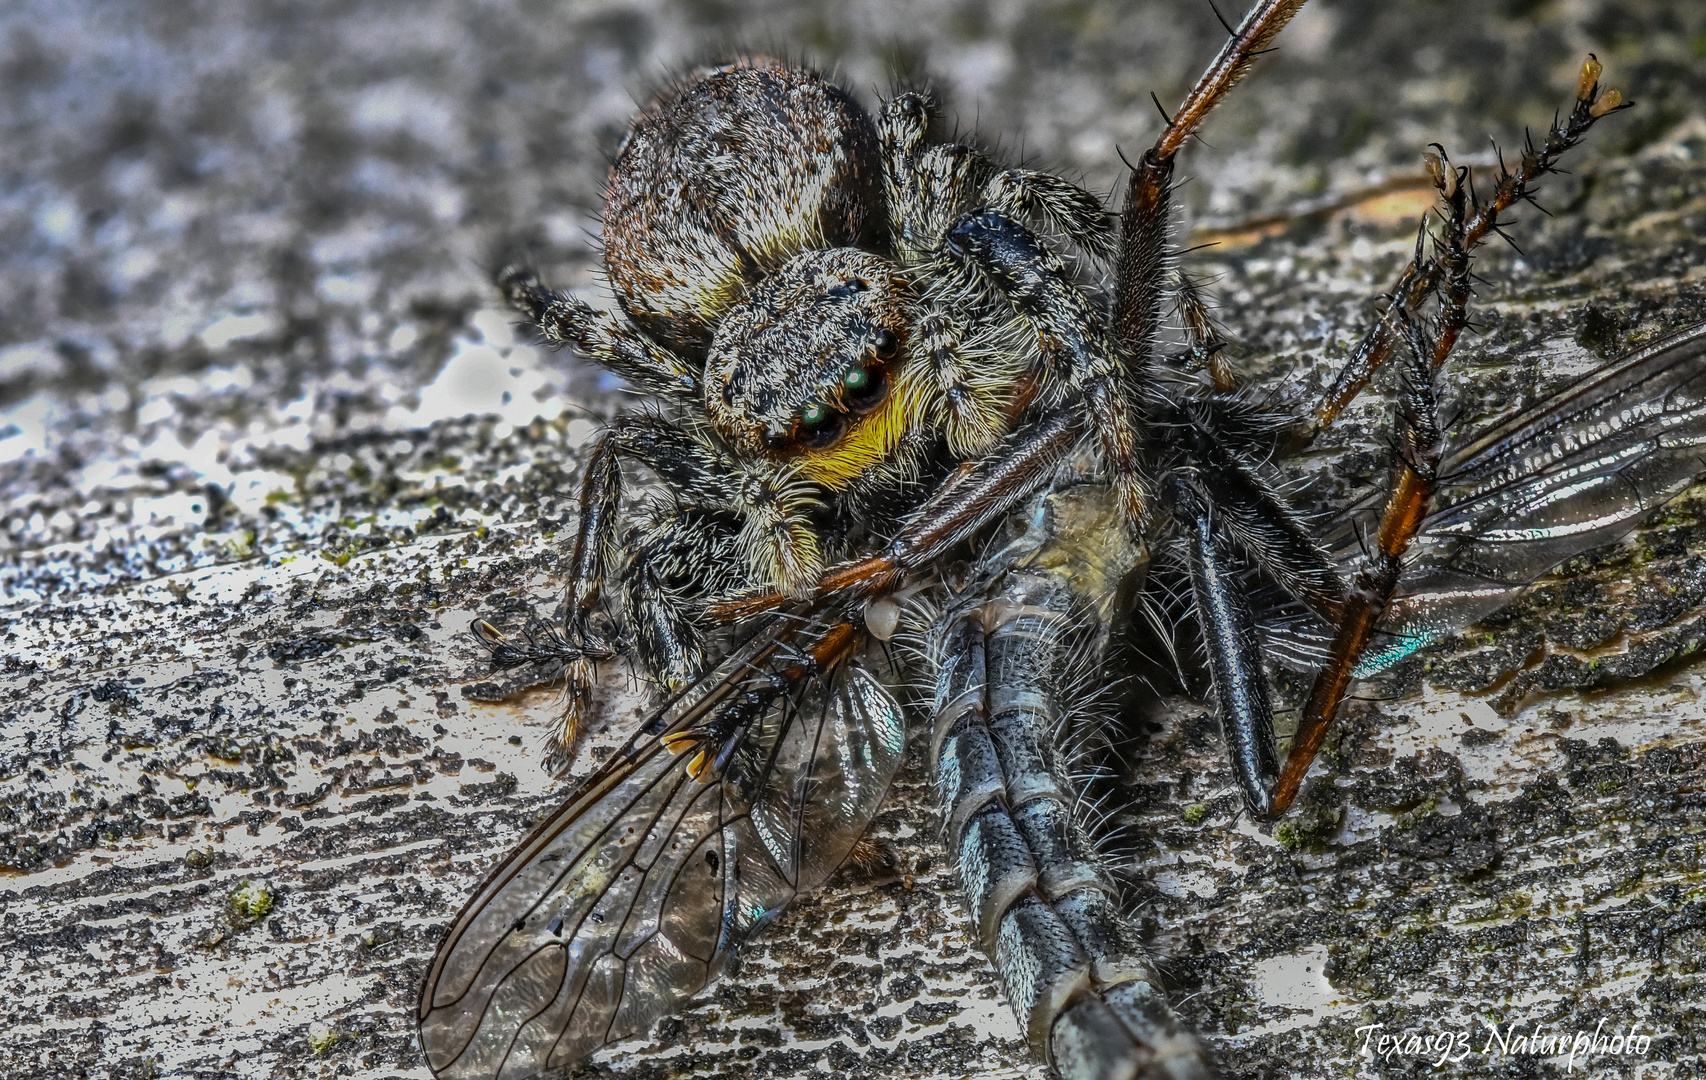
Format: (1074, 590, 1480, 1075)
(5, 2, 1706, 1079)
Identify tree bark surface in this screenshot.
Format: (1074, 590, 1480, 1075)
(3, 2, 1705, 1078)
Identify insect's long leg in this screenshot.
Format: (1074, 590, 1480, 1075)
(1115, 0, 1310, 389)
(1272, 316, 1441, 816)
(1268, 59, 1633, 816)
(1304, 57, 1630, 437)
(1170, 476, 1280, 816)
(932, 576, 1215, 1080)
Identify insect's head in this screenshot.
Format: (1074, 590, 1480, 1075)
(705, 248, 921, 489)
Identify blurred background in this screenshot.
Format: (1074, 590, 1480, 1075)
(3, 2, 1705, 1079)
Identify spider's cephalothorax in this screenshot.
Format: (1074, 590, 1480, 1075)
(491, 56, 1121, 740)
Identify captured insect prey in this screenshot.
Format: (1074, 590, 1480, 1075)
(417, 1, 1691, 1077)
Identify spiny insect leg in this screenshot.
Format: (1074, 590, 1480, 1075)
(1150, 0, 1311, 165)
(1116, 0, 1309, 392)
(1273, 313, 1441, 816)
(1305, 55, 1632, 439)
(1270, 58, 1633, 815)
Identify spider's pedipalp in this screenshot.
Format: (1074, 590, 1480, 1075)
(733, 462, 826, 599)
(912, 311, 1021, 457)
(622, 504, 743, 690)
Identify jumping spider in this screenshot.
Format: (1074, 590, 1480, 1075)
(481, 39, 1626, 812)
(432, 2, 1645, 1076)
(484, 55, 1142, 750)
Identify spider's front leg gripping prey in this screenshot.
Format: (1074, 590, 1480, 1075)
(1272, 316, 1444, 816)
(944, 209, 1146, 530)
(1170, 477, 1279, 818)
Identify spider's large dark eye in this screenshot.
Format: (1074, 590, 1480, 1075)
(872, 327, 898, 360)
(798, 400, 847, 449)
(842, 364, 889, 414)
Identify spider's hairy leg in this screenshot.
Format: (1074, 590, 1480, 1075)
(475, 412, 739, 746)
(1168, 475, 1279, 817)
(878, 91, 989, 265)
(495, 264, 700, 399)
(914, 311, 1018, 457)
(473, 428, 621, 748)
(733, 462, 824, 599)
(621, 505, 743, 693)
(944, 209, 1148, 533)
(1168, 401, 1346, 622)
(1303, 55, 1632, 439)
(980, 168, 1117, 263)
(1269, 58, 1634, 815)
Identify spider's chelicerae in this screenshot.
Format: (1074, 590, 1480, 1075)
(426, 2, 1660, 1076)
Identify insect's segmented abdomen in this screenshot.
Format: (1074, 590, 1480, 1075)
(932, 570, 1214, 1080)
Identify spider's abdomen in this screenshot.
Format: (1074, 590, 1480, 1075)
(603, 59, 885, 359)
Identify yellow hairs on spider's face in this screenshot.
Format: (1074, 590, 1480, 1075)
(794, 363, 932, 489)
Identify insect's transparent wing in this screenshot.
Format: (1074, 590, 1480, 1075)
(1358, 323, 1706, 673)
(417, 648, 906, 1080)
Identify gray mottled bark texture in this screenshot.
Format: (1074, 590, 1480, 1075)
(3, 1, 1705, 1078)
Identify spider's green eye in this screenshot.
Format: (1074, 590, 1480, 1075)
(843, 361, 889, 414)
(797, 400, 848, 450)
